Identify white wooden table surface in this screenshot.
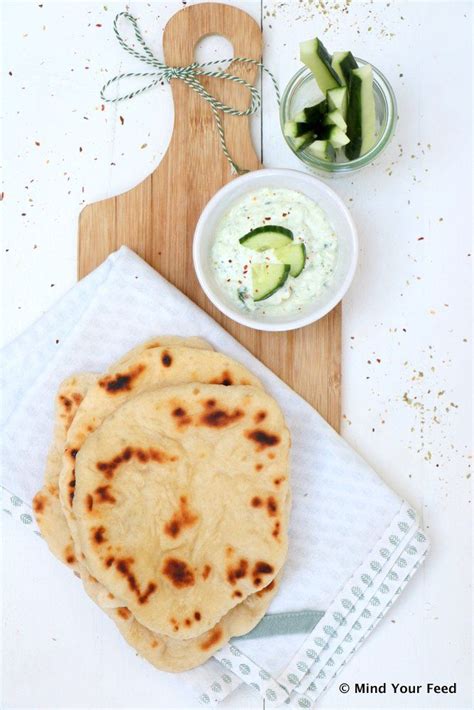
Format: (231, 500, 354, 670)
(1, 1, 472, 708)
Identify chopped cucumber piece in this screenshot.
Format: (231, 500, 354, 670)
(274, 243, 307, 277)
(252, 264, 291, 302)
(327, 86, 348, 118)
(284, 120, 312, 138)
(292, 131, 315, 151)
(323, 109, 347, 131)
(345, 64, 376, 159)
(239, 225, 293, 251)
(319, 125, 350, 148)
(294, 100, 328, 126)
(307, 139, 336, 162)
(331, 51, 358, 86)
(300, 37, 341, 94)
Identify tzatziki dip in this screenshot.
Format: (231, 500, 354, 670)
(211, 187, 338, 314)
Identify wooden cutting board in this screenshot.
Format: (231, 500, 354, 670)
(78, 2, 341, 432)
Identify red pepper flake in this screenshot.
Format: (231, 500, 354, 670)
(119, 116, 124, 125)
(96, 23, 102, 27)
(100, 104, 105, 111)
(34, 141, 40, 146)
(0, 192, 4, 201)
(417, 237, 424, 241)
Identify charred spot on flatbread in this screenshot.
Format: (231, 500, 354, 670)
(162, 558, 195, 589)
(200, 407, 243, 428)
(33, 493, 46, 514)
(164, 496, 198, 538)
(98, 364, 146, 393)
(227, 559, 248, 585)
(115, 557, 158, 604)
(200, 627, 223, 651)
(161, 351, 172, 367)
(246, 429, 280, 450)
(211, 370, 233, 386)
(95, 446, 175, 479)
(252, 561, 274, 586)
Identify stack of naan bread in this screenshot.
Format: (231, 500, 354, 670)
(33, 337, 291, 672)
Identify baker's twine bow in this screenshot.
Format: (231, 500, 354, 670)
(100, 12, 280, 174)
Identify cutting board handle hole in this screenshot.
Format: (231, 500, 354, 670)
(194, 34, 234, 65)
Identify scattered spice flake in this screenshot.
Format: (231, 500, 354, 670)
(140, 143, 148, 149)
(35, 141, 40, 146)
(119, 115, 124, 125)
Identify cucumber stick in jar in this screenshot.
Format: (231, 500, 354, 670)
(331, 51, 358, 86)
(345, 64, 376, 159)
(300, 38, 341, 94)
(294, 100, 328, 126)
(307, 139, 336, 162)
(327, 86, 348, 119)
(284, 120, 313, 138)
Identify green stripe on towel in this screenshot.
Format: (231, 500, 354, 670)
(238, 610, 324, 640)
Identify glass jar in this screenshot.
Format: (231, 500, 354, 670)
(280, 59, 397, 175)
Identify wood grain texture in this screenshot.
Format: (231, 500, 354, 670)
(78, 2, 341, 431)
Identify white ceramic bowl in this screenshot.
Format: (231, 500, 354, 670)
(192, 169, 358, 332)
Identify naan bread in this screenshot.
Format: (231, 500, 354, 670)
(58, 346, 262, 573)
(33, 373, 97, 570)
(74, 384, 290, 639)
(113, 336, 212, 368)
(34, 337, 210, 575)
(107, 574, 280, 672)
(33, 376, 281, 670)
(33, 343, 287, 670)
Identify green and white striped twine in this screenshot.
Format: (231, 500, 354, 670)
(101, 12, 280, 175)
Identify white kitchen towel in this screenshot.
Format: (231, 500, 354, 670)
(1, 247, 429, 708)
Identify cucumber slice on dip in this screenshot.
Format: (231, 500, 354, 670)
(252, 263, 291, 301)
(239, 225, 293, 251)
(300, 37, 341, 94)
(274, 243, 307, 277)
